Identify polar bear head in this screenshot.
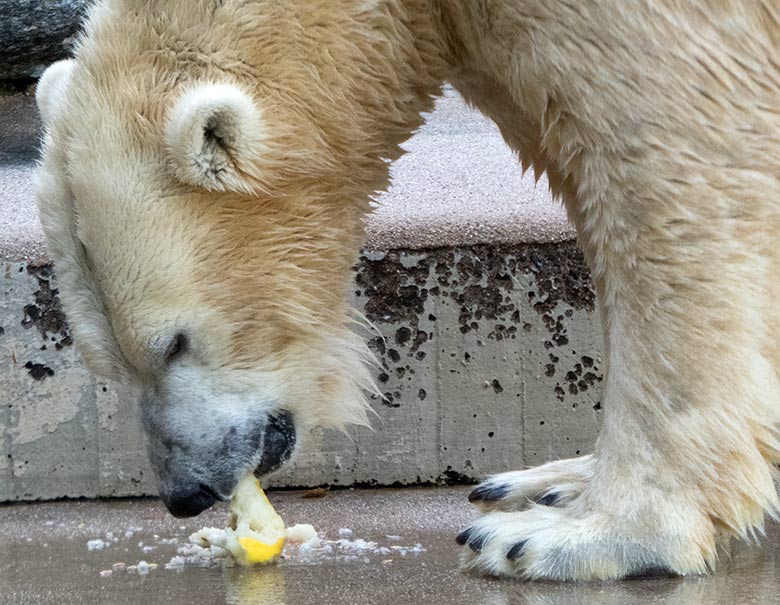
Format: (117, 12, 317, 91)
(35, 1, 440, 517)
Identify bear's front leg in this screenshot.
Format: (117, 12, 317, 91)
(455, 178, 780, 580)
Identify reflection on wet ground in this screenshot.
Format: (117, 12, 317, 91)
(2, 487, 778, 604)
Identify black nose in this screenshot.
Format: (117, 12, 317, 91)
(164, 485, 217, 518)
(254, 411, 297, 477)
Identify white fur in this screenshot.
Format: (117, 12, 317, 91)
(460, 501, 715, 581)
(35, 60, 74, 126)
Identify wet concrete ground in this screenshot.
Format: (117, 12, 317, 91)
(2, 487, 779, 604)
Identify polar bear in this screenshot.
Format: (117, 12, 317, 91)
(34, 0, 780, 581)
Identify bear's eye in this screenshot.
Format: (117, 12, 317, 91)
(164, 333, 188, 363)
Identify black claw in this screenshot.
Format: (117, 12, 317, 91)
(507, 540, 528, 561)
(455, 528, 473, 546)
(535, 492, 560, 506)
(468, 535, 486, 553)
(468, 484, 509, 503)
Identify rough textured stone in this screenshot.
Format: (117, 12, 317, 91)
(0, 95, 40, 164)
(0, 0, 89, 80)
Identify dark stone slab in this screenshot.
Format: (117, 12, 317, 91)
(0, 94, 41, 164)
(0, 0, 90, 80)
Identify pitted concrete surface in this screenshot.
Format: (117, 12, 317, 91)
(0, 87, 573, 263)
(2, 487, 779, 605)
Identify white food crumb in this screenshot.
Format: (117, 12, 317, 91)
(165, 556, 186, 571)
(286, 524, 318, 544)
(105, 532, 114, 541)
(87, 539, 106, 551)
(99, 570, 112, 578)
(142, 546, 156, 553)
(336, 538, 377, 552)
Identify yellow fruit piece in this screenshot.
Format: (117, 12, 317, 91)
(236, 536, 285, 564)
(189, 475, 289, 567)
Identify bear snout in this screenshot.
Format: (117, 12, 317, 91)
(162, 483, 221, 518)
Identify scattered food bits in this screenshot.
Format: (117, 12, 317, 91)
(164, 556, 186, 571)
(286, 523, 319, 545)
(301, 487, 329, 499)
(337, 538, 377, 552)
(87, 539, 107, 551)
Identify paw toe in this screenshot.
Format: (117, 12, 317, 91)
(506, 539, 528, 560)
(535, 492, 560, 506)
(455, 528, 472, 546)
(456, 526, 487, 552)
(468, 483, 509, 503)
(468, 534, 486, 553)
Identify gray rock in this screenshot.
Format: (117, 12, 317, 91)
(0, 94, 40, 163)
(0, 0, 90, 80)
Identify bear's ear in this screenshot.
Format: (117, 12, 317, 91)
(164, 83, 267, 194)
(36, 60, 75, 126)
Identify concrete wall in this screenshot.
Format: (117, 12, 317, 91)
(0, 243, 603, 501)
